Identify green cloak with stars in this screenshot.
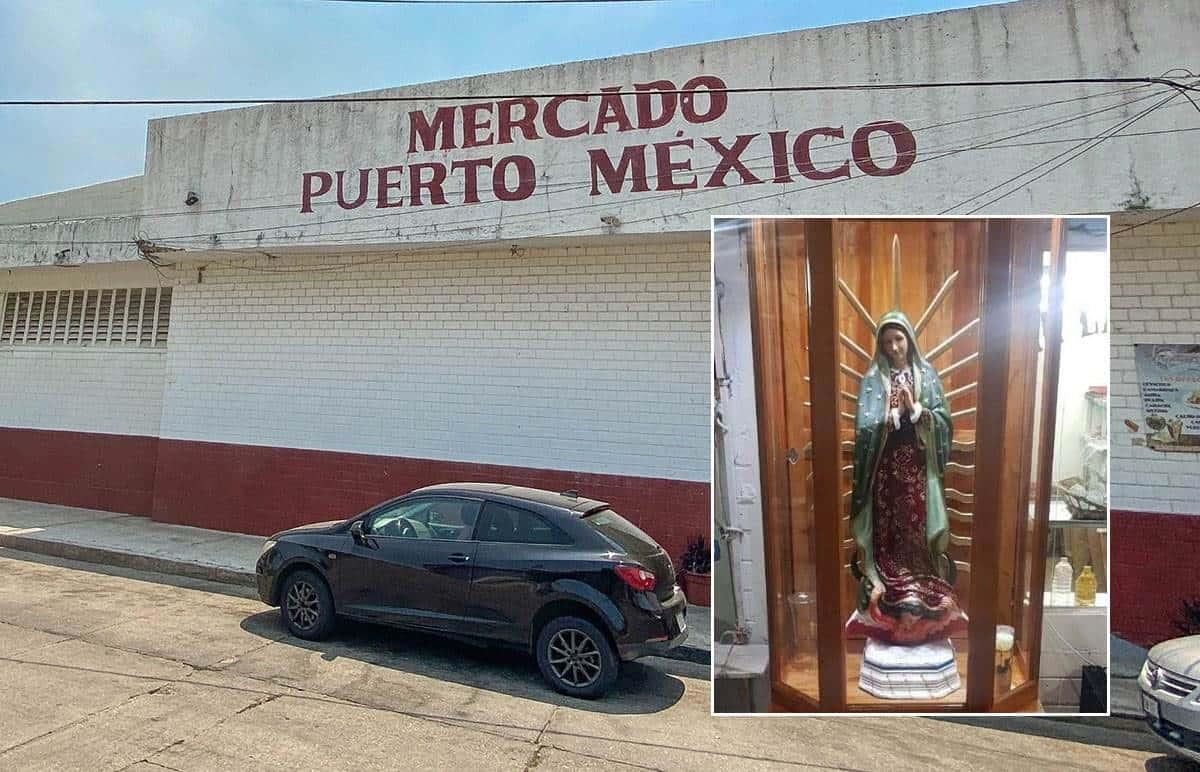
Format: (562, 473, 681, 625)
(849, 310, 955, 611)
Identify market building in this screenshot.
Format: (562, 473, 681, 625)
(0, 0, 1196, 641)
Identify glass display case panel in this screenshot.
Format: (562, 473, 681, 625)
(1042, 244, 1110, 609)
(743, 220, 821, 705)
(1045, 525, 1108, 603)
(995, 218, 1057, 703)
(1011, 243, 1048, 703)
(777, 220, 820, 702)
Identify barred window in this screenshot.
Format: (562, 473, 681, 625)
(0, 287, 171, 347)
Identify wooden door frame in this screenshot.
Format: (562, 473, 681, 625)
(805, 219, 848, 710)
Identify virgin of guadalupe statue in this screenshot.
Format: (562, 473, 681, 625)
(845, 310, 967, 645)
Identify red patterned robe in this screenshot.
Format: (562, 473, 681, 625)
(849, 368, 966, 645)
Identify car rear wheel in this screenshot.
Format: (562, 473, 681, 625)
(281, 569, 336, 640)
(535, 616, 618, 699)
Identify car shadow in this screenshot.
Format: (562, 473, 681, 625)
(1143, 756, 1200, 771)
(936, 716, 1162, 754)
(239, 610, 697, 715)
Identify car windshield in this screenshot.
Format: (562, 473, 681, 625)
(583, 509, 658, 555)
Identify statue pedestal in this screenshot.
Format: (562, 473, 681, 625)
(858, 637, 960, 700)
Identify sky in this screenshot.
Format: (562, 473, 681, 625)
(0, 0, 1010, 204)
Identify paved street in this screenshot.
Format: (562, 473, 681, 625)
(0, 548, 1185, 771)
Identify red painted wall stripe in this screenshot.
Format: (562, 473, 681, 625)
(0, 429, 712, 604)
(1111, 509, 1200, 648)
(0, 427, 158, 515)
(151, 438, 710, 568)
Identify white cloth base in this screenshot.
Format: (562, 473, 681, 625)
(858, 637, 961, 700)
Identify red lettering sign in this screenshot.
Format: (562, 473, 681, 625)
(296, 77, 919, 213)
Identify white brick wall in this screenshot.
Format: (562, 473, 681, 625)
(1110, 216, 1200, 514)
(0, 348, 165, 436)
(0, 264, 168, 437)
(160, 236, 710, 481)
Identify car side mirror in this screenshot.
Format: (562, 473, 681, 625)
(350, 521, 365, 544)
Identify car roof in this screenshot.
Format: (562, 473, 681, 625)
(412, 482, 609, 515)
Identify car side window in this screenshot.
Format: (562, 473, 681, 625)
(477, 502, 572, 545)
(364, 497, 481, 541)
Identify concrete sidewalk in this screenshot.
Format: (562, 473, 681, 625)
(0, 497, 710, 664)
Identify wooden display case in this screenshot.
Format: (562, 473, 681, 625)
(747, 218, 1066, 712)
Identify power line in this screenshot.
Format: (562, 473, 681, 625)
(940, 87, 1187, 215)
(972, 71, 1200, 215)
(1113, 200, 1200, 235)
(154, 93, 1188, 251)
(0, 82, 1160, 229)
(0, 86, 1190, 253)
(0, 82, 1154, 228)
(124, 109, 1190, 277)
(2, 99, 1185, 255)
(0, 83, 1167, 245)
(148, 86, 1181, 246)
(314, 0, 670, 4)
(960, 94, 1181, 214)
(2, 76, 1198, 106)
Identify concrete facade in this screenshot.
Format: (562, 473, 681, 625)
(1, 0, 1197, 267)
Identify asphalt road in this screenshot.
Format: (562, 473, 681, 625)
(0, 548, 1190, 771)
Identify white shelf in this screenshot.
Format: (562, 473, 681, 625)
(1047, 498, 1106, 528)
(1043, 590, 1108, 610)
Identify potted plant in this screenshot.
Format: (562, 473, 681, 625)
(676, 535, 711, 607)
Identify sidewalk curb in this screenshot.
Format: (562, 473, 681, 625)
(0, 532, 712, 666)
(1048, 714, 1145, 727)
(0, 532, 256, 588)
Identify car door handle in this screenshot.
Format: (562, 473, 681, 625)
(448, 553, 471, 563)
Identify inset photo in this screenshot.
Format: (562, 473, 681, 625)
(712, 216, 1110, 714)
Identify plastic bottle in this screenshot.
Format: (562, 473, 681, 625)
(1052, 556, 1074, 606)
(1075, 565, 1097, 607)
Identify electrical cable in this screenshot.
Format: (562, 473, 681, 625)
(0, 86, 1191, 260)
(315, 0, 670, 4)
(29, 83, 1162, 249)
(941, 86, 1188, 215)
(0, 82, 1159, 228)
(950, 76, 1200, 214)
(141, 86, 1180, 249)
(0, 107, 1157, 262)
(1113, 199, 1200, 235)
(1, 76, 1197, 106)
(960, 96, 1181, 214)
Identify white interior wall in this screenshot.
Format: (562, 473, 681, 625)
(1050, 251, 1110, 484)
(714, 221, 769, 644)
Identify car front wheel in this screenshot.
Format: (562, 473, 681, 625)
(280, 569, 336, 640)
(535, 616, 618, 699)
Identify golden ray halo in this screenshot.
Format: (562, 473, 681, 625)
(836, 232, 979, 405)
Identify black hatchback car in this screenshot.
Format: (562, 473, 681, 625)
(255, 483, 689, 698)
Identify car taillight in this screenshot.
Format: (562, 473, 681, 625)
(614, 564, 656, 592)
